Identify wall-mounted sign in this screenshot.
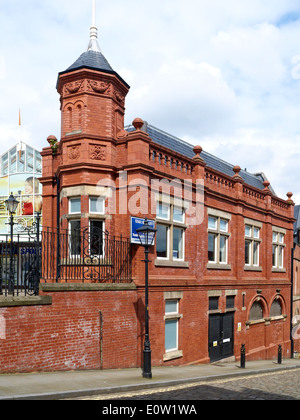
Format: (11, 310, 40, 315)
(130, 217, 156, 245)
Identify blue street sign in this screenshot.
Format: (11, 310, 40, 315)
(130, 217, 156, 245)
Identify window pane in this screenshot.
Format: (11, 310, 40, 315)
(270, 300, 282, 317)
(165, 300, 178, 314)
(35, 151, 42, 174)
(253, 227, 260, 238)
(279, 234, 284, 244)
(173, 227, 183, 260)
(249, 301, 263, 321)
(26, 147, 34, 172)
(9, 147, 17, 174)
(245, 240, 251, 265)
(70, 220, 81, 256)
(208, 233, 216, 262)
(273, 232, 278, 242)
(2, 153, 8, 176)
(272, 245, 277, 267)
(17, 150, 25, 172)
(173, 206, 184, 223)
(156, 224, 168, 258)
(278, 246, 283, 267)
(165, 320, 177, 351)
(209, 297, 219, 311)
(90, 220, 104, 255)
(219, 235, 227, 263)
(90, 197, 104, 214)
(220, 219, 228, 232)
(226, 296, 235, 309)
(157, 203, 169, 220)
(70, 198, 81, 213)
(245, 225, 251, 237)
(208, 217, 217, 230)
(253, 241, 259, 265)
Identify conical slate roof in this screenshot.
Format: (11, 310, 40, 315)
(64, 49, 114, 73)
(58, 17, 129, 88)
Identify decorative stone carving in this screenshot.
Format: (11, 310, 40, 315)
(64, 80, 84, 95)
(116, 129, 129, 140)
(87, 80, 111, 94)
(90, 145, 106, 161)
(68, 145, 80, 161)
(113, 89, 125, 105)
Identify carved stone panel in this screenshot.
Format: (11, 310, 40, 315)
(68, 145, 81, 161)
(63, 80, 84, 96)
(90, 144, 106, 161)
(87, 80, 111, 94)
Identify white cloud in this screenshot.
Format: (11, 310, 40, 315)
(126, 60, 238, 138)
(0, 0, 299, 202)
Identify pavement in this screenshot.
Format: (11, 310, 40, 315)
(1, 358, 300, 400)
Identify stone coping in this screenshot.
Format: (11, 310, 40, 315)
(0, 295, 52, 307)
(40, 282, 137, 292)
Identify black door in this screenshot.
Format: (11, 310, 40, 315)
(209, 313, 234, 362)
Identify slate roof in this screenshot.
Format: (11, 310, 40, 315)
(125, 122, 273, 193)
(66, 50, 114, 73)
(58, 50, 130, 89)
(294, 205, 300, 235)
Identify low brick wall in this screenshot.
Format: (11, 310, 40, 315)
(0, 283, 138, 373)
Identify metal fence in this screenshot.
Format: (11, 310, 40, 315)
(0, 231, 41, 297)
(42, 227, 132, 284)
(0, 226, 132, 296)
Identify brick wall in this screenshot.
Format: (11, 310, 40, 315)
(0, 285, 138, 373)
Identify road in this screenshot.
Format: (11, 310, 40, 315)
(73, 368, 300, 400)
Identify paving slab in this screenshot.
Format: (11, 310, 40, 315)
(1, 358, 300, 400)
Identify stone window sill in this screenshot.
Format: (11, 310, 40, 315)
(244, 265, 262, 272)
(155, 259, 189, 268)
(272, 268, 286, 273)
(207, 263, 231, 270)
(163, 350, 183, 362)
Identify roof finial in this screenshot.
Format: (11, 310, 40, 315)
(88, 0, 101, 52)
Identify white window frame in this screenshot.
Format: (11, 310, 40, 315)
(156, 223, 170, 260)
(89, 219, 105, 257)
(69, 197, 81, 214)
(207, 210, 231, 266)
(244, 219, 262, 270)
(172, 226, 185, 261)
(272, 227, 286, 270)
(163, 292, 183, 362)
(156, 202, 186, 262)
(164, 300, 179, 353)
(68, 219, 81, 258)
(89, 196, 105, 215)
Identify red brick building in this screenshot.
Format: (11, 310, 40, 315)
(0, 19, 297, 373)
(293, 206, 300, 354)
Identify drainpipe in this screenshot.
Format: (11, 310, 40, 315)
(291, 245, 295, 358)
(99, 310, 103, 370)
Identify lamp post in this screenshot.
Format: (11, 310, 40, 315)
(5, 194, 19, 295)
(136, 218, 157, 379)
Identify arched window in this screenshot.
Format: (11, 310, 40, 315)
(67, 106, 73, 133)
(249, 301, 264, 321)
(76, 104, 82, 131)
(270, 300, 282, 317)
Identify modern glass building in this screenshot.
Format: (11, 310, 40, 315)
(0, 142, 42, 236)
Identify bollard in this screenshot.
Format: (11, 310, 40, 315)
(278, 345, 282, 365)
(240, 344, 246, 369)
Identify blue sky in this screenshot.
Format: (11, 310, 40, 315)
(0, 0, 300, 203)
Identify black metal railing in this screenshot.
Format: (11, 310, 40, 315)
(41, 227, 132, 284)
(0, 226, 132, 296)
(0, 231, 41, 297)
